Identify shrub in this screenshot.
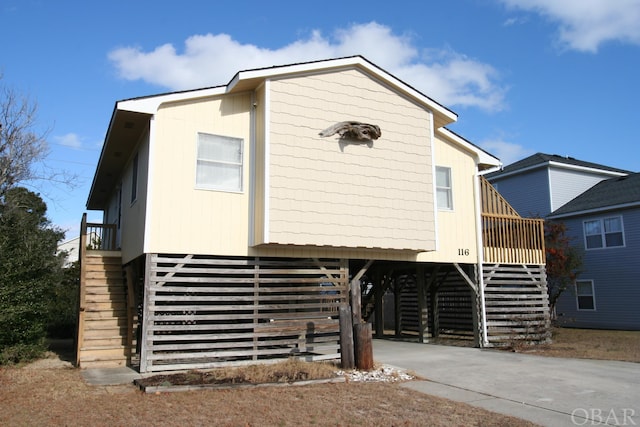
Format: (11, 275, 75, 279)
(47, 261, 80, 338)
(0, 341, 47, 365)
(0, 187, 64, 363)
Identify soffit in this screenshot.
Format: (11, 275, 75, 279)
(86, 109, 150, 210)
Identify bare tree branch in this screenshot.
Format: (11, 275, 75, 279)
(0, 75, 78, 201)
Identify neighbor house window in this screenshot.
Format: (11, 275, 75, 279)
(584, 216, 624, 249)
(575, 280, 595, 310)
(131, 153, 138, 203)
(196, 133, 243, 192)
(436, 166, 453, 210)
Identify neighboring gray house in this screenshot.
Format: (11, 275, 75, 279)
(485, 153, 631, 217)
(486, 153, 638, 330)
(547, 173, 640, 330)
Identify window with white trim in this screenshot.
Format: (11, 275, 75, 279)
(584, 216, 624, 249)
(196, 133, 243, 192)
(575, 280, 595, 310)
(436, 166, 453, 210)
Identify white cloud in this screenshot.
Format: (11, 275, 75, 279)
(54, 132, 83, 149)
(108, 22, 506, 111)
(499, 0, 640, 52)
(503, 16, 528, 27)
(479, 138, 535, 166)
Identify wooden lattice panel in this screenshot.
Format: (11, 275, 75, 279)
(482, 264, 551, 346)
(140, 255, 348, 372)
(393, 268, 476, 341)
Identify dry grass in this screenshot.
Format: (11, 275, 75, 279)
(1, 327, 636, 426)
(0, 367, 536, 427)
(137, 358, 341, 388)
(518, 327, 640, 363)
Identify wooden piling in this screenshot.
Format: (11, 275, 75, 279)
(354, 322, 374, 370)
(339, 305, 355, 369)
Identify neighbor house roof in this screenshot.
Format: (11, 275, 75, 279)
(548, 173, 640, 218)
(485, 153, 633, 181)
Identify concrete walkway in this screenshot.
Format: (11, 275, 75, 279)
(373, 339, 639, 427)
(81, 367, 142, 386)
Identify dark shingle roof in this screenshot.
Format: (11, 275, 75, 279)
(549, 173, 640, 217)
(485, 153, 633, 179)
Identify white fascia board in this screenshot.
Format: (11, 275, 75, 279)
(547, 161, 629, 177)
(117, 86, 228, 114)
(229, 57, 457, 124)
(437, 128, 501, 168)
(493, 161, 628, 180)
(232, 57, 364, 82)
(114, 57, 458, 124)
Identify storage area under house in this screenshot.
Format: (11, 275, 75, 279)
(75, 177, 551, 373)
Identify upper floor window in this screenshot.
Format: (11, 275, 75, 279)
(436, 166, 453, 210)
(196, 133, 243, 192)
(584, 216, 624, 249)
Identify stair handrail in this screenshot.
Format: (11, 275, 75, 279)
(75, 213, 88, 366)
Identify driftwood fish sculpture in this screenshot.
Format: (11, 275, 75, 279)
(319, 121, 381, 141)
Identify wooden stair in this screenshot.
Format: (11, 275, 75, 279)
(76, 252, 129, 369)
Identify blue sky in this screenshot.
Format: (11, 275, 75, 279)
(2, 0, 639, 239)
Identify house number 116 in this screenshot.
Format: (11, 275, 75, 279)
(458, 248, 470, 256)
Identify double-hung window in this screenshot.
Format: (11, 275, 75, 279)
(196, 133, 243, 192)
(436, 166, 453, 210)
(575, 280, 596, 310)
(584, 216, 624, 249)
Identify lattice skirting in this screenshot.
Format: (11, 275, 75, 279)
(140, 254, 348, 372)
(397, 271, 476, 340)
(483, 263, 551, 347)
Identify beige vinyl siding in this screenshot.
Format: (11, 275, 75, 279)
(146, 93, 253, 256)
(418, 132, 479, 263)
(140, 70, 480, 263)
(119, 132, 150, 263)
(249, 133, 481, 263)
(263, 68, 436, 251)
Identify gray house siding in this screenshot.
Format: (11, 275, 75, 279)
(487, 153, 636, 330)
(549, 168, 613, 213)
(490, 168, 550, 217)
(555, 207, 640, 330)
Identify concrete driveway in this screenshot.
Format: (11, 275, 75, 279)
(373, 339, 639, 427)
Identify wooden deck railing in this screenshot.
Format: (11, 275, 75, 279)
(482, 214, 545, 264)
(80, 213, 118, 251)
(480, 176, 545, 265)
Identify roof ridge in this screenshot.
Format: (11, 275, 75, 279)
(486, 152, 634, 178)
